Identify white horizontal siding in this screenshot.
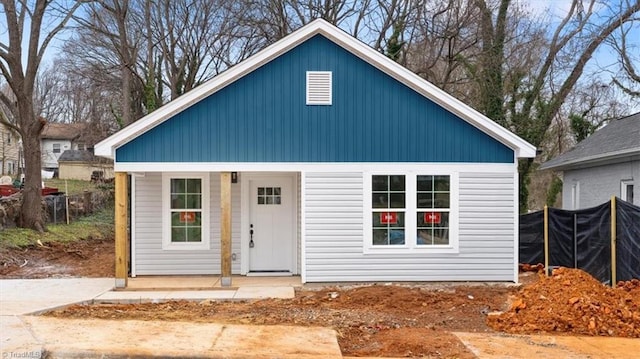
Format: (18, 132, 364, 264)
(303, 169, 516, 282)
(134, 172, 241, 275)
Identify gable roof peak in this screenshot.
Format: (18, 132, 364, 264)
(95, 19, 535, 159)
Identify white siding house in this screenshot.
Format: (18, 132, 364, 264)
(95, 19, 535, 286)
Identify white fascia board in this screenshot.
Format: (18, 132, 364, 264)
(96, 19, 536, 159)
(114, 161, 516, 173)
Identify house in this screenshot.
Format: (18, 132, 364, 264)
(0, 122, 21, 176)
(58, 150, 114, 181)
(540, 112, 639, 209)
(40, 123, 85, 172)
(95, 19, 536, 288)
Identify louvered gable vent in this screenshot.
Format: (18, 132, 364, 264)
(306, 71, 332, 105)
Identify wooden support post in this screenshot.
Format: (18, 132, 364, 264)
(611, 196, 617, 288)
(220, 172, 232, 287)
(114, 172, 128, 288)
(543, 205, 550, 277)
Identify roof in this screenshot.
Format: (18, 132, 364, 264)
(58, 150, 113, 164)
(41, 123, 83, 140)
(540, 112, 640, 171)
(95, 19, 536, 159)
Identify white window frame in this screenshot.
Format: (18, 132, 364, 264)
(162, 172, 210, 250)
(621, 180, 634, 204)
(52, 143, 61, 154)
(571, 181, 580, 210)
(363, 171, 459, 254)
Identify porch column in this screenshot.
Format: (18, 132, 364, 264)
(115, 172, 129, 288)
(220, 172, 232, 287)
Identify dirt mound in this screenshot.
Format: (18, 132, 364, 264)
(618, 279, 640, 296)
(488, 267, 640, 337)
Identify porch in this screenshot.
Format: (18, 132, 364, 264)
(94, 275, 302, 303)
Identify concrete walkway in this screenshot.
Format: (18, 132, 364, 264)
(454, 332, 640, 359)
(0, 278, 304, 359)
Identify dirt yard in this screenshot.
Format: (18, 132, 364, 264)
(3, 239, 639, 358)
(0, 237, 114, 278)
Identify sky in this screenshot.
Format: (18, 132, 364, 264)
(2, 0, 639, 112)
(520, 0, 640, 112)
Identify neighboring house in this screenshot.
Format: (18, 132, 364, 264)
(40, 123, 85, 172)
(540, 112, 639, 209)
(95, 19, 535, 287)
(0, 122, 21, 176)
(58, 150, 114, 181)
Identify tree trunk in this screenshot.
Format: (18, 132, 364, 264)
(18, 104, 46, 232)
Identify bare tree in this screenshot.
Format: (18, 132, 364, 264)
(472, 0, 640, 211)
(610, 19, 640, 97)
(0, 0, 84, 231)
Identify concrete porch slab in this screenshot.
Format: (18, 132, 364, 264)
(234, 286, 295, 299)
(125, 275, 302, 290)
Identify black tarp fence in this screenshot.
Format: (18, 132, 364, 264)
(519, 198, 640, 285)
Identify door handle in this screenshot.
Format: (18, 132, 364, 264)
(249, 224, 254, 248)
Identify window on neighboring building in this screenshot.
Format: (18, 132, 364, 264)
(7, 161, 14, 175)
(6, 133, 11, 145)
(52, 143, 61, 153)
(622, 180, 634, 204)
(162, 173, 210, 250)
(571, 182, 580, 210)
(366, 173, 458, 252)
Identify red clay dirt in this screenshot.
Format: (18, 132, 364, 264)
(0, 237, 114, 278)
(4, 241, 639, 357)
(48, 284, 514, 358)
(488, 267, 640, 338)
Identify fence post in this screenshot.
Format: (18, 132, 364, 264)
(611, 196, 617, 288)
(83, 190, 92, 214)
(544, 205, 550, 277)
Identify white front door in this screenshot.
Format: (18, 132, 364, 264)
(248, 176, 295, 272)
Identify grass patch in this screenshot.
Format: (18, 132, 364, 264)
(43, 179, 100, 196)
(0, 206, 114, 249)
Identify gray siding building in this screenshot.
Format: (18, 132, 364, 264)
(540, 112, 639, 209)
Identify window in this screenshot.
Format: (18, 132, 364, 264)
(258, 187, 281, 205)
(6, 133, 11, 145)
(621, 180, 634, 204)
(306, 71, 332, 105)
(365, 172, 458, 252)
(417, 175, 450, 245)
(571, 182, 580, 210)
(7, 161, 15, 175)
(372, 175, 406, 245)
(162, 173, 210, 250)
(52, 143, 61, 153)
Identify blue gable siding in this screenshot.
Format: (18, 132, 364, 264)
(117, 35, 513, 163)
